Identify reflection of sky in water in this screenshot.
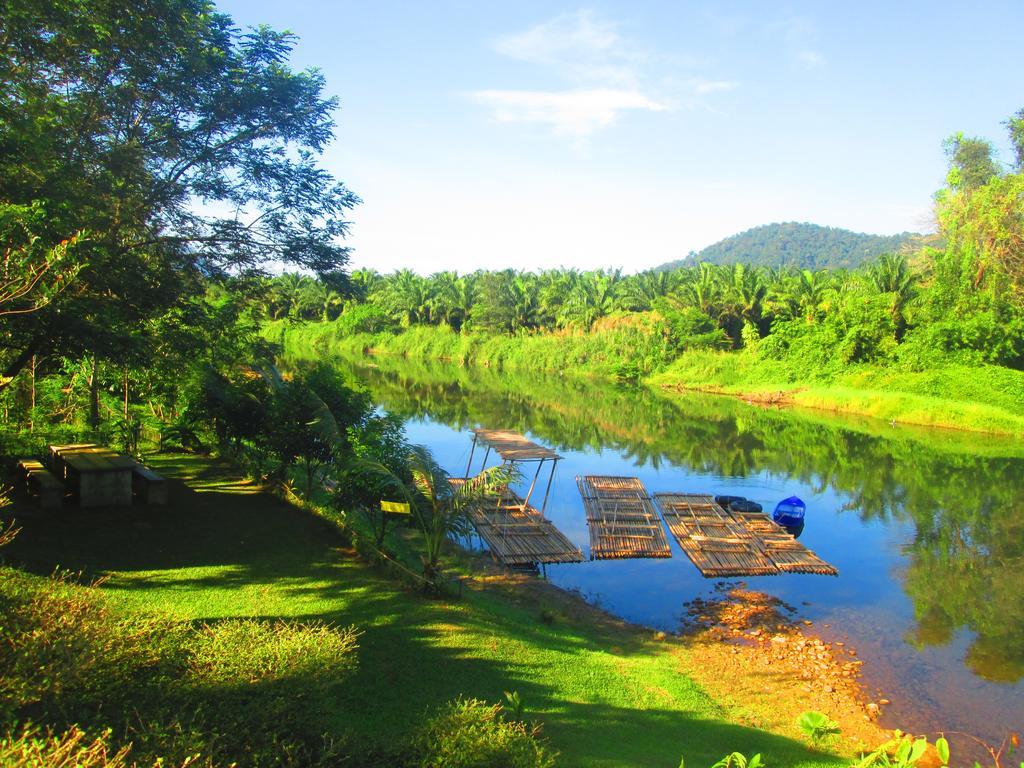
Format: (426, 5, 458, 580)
(401, 414, 1024, 744)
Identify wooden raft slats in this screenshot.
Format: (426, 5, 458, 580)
(729, 509, 838, 575)
(654, 494, 777, 576)
(654, 494, 838, 577)
(576, 476, 672, 560)
(449, 479, 582, 566)
(471, 429, 561, 461)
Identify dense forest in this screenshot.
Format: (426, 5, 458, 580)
(655, 222, 920, 271)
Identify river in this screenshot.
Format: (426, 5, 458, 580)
(331, 353, 1024, 749)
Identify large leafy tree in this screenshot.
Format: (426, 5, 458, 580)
(942, 132, 1000, 191)
(0, 0, 358, 385)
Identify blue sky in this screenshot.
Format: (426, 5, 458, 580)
(218, 1, 1023, 274)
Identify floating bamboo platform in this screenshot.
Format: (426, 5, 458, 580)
(576, 476, 672, 560)
(470, 429, 561, 461)
(654, 494, 777, 576)
(654, 494, 838, 577)
(450, 478, 582, 566)
(729, 507, 838, 575)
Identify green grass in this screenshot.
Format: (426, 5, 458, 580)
(2, 454, 842, 768)
(265, 315, 676, 378)
(270, 318, 1024, 437)
(651, 350, 1024, 437)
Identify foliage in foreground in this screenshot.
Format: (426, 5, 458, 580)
(689, 721, 1023, 768)
(0, 725, 136, 768)
(0, 563, 359, 766)
(0, 539, 554, 768)
(413, 698, 556, 768)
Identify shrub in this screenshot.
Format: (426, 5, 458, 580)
(412, 698, 556, 768)
(0, 725, 134, 768)
(0, 564, 362, 768)
(334, 304, 398, 337)
(188, 618, 358, 688)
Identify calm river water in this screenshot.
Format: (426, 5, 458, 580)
(333, 354, 1023, 746)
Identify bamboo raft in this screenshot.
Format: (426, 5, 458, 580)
(654, 494, 776, 576)
(468, 429, 561, 462)
(653, 493, 838, 577)
(729, 506, 837, 575)
(449, 478, 583, 566)
(576, 476, 672, 560)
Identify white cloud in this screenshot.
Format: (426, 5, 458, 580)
(472, 10, 737, 137)
(795, 49, 825, 70)
(471, 88, 666, 136)
(493, 10, 640, 88)
(693, 79, 739, 95)
(769, 17, 826, 70)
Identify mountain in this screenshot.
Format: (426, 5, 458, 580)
(658, 222, 919, 271)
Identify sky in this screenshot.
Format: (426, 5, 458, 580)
(217, 0, 1024, 274)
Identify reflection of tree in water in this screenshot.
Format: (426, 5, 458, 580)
(903, 494, 1024, 683)
(326, 352, 1024, 682)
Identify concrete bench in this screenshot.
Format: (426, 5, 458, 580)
(132, 465, 167, 506)
(17, 459, 64, 509)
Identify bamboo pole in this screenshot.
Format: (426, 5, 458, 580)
(539, 458, 557, 516)
(464, 433, 477, 478)
(521, 458, 544, 513)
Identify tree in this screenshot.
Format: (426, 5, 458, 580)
(403, 446, 514, 588)
(943, 132, 1000, 191)
(868, 253, 917, 340)
(378, 269, 429, 326)
(0, 204, 86, 322)
(471, 270, 526, 333)
(792, 269, 832, 323)
(0, 0, 358, 386)
(1006, 108, 1024, 172)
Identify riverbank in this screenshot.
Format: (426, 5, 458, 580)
(649, 350, 1024, 437)
(267, 320, 1024, 437)
(1, 453, 880, 767)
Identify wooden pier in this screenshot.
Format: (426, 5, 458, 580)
(576, 476, 672, 560)
(450, 478, 582, 566)
(654, 493, 838, 577)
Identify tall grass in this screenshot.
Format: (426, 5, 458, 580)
(651, 350, 1024, 435)
(266, 314, 676, 378)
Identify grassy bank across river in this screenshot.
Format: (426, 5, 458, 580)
(650, 350, 1024, 437)
(2, 454, 860, 767)
(268, 320, 1024, 438)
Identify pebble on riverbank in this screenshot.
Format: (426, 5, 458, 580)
(677, 584, 893, 754)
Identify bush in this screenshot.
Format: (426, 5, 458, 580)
(0, 565, 361, 768)
(412, 698, 556, 768)
(334, 304, 398, 336)
(189, 618, 358, 688)
(0, 725, 135, 768)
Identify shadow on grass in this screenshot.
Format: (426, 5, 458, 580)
(1, 453, 842, 768)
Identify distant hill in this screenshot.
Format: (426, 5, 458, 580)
(658, 222, 919, 271)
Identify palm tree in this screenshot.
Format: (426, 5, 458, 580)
(269, 272, 313, 320)
(680, 263, 724, 316)
(427, 270, 461, 328)
(792, 269, 831, 323)
(302, 280, 344, 321)
(869, 253, 917, 340)
(380, 269, 429, 326)
(369, 445, 515, 589)
(349, 269, 382, 305)
(728, 263, 767, 327)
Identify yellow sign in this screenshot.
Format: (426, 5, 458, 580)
(380, 500, 411, 515)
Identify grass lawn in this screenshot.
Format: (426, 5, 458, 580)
(3, 454, 845, 768)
